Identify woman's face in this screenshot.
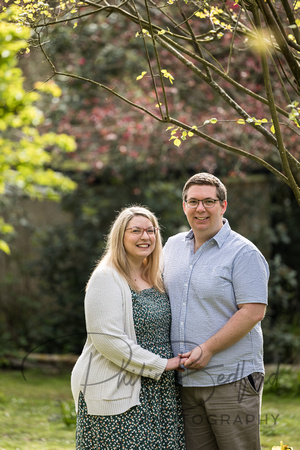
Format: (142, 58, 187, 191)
(123, 215, 156, 264)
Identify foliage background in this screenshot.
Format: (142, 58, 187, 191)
(0, 4, 299, 365)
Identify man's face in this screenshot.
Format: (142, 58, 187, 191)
(183, 184, 227, 240)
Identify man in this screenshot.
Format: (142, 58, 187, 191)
(163, 173, 269, 450)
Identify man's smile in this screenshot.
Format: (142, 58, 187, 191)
(195, 216, 209, 221)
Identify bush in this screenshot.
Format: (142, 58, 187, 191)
(264, 365, 300, 397)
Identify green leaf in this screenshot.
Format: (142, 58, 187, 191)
(136, 71, 147, 81)
(287, 101, 299, 108)
(34, 80, 61, 97)
(0, 239, 11, 255)
(161, 69, 174, 84)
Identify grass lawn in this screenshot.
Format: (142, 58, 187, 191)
(261, 395, 300, 449)
(0, 369, 75, 450)
(0, 368, 299, 449)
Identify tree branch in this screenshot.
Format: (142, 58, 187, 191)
(258, 0, 300, 93)
(253, 1, 300, 204)
(155, 34, 281, 148)
(168, 117, 289, 185)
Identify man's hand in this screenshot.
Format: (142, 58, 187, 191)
(180, 303, 266, 371)
(181, 344, 213, 370)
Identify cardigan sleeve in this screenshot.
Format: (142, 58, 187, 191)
(84, 267, 167, 380)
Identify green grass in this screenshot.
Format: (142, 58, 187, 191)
(261, 395, 300, 449)
(0, 368, 299, 449)
(0, 369, 75, 449)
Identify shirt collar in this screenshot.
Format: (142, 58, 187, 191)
(184, 218, 231, 248)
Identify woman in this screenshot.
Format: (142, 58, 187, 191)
(71, 206, 186, 449)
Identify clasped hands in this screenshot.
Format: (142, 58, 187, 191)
(166, 343, 213, 372)
(179, 343, 213, 370)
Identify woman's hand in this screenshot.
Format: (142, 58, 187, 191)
(164, 355, 189, 372)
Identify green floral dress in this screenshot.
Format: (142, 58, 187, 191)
(76, 287, 185, 449)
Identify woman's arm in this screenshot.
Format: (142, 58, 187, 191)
(85, 268, 182, 378)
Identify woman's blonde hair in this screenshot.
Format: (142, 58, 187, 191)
(92, 206, 164, 293)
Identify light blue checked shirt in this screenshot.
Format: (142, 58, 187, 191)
(163, 219, 269, 387)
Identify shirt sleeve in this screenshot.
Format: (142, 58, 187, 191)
(84, 268, 167, 379)
(232, 249, 269, 305)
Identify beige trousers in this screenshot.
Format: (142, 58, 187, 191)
(179, 373, 264, 450)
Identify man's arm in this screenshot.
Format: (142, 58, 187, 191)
(182, 303, 266, 370)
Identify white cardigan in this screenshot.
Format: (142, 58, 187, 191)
(71, 263, 168, 416)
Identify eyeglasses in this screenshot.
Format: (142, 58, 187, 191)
(185, 198, 221, 209)
(125, 227, 157, 237)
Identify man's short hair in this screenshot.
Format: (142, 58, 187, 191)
(182, 173, 227, 202)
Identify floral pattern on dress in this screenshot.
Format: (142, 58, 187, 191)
(76, 287, 185, 449)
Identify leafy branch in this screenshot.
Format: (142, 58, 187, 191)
(13, 0, 300, 204)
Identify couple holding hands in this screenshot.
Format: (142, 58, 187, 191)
(71, 173, 269, 450)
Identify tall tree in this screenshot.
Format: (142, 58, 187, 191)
(10, 0, 300, 203)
